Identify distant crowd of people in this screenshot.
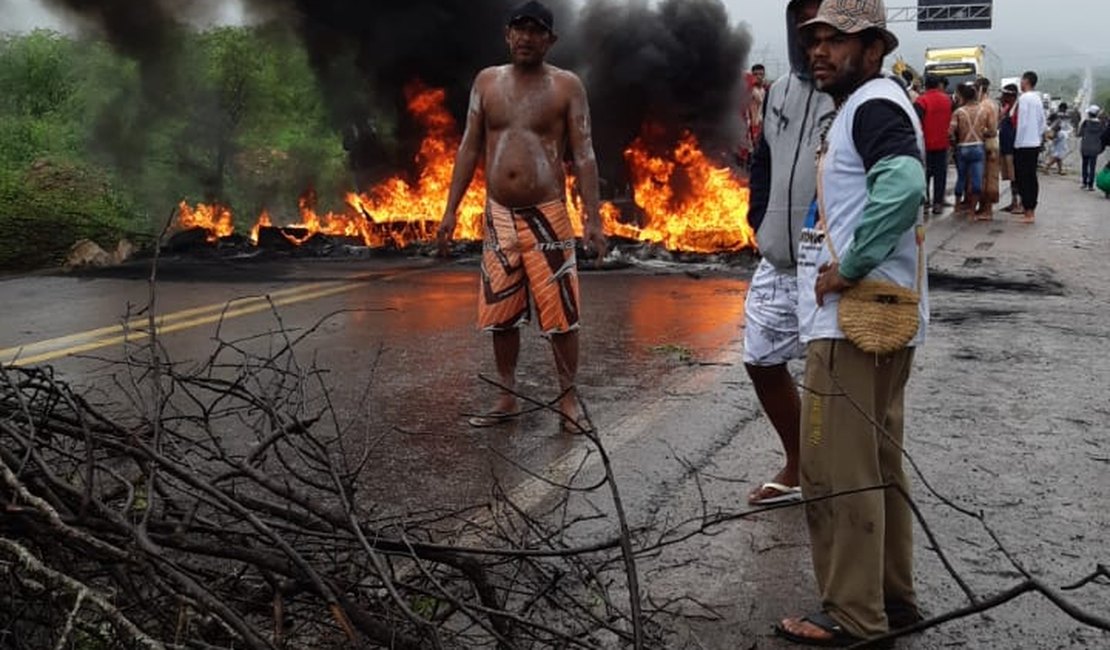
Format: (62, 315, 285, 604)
(907, 71, 1110, 221)
(742, 65, 1110, 211)
(1037, 99, 1110, 193)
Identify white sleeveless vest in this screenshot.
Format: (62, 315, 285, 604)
(797, 77, 929, 346)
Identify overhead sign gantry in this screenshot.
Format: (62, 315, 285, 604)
(885, 2, 993, 30)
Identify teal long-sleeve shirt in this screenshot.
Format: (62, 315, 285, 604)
(836, 97, 926, 281)
(838, 155, 926, 281)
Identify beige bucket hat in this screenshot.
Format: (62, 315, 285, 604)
(801, 0, 899, 55)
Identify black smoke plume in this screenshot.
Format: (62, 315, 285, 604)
(40, 0, 182, 177)
(575, 0, 751, 190)
(41, 0, 750, 195)
(241, 0, 750, 191)
(41, 0, 177, 84)
(238, 0, 579, 186)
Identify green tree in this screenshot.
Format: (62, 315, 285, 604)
(0, 30, 78, 119)
(0, 25, 358, 270)
(0, 31, 142, 269)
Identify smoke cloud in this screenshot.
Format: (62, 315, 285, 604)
(575, 0, 751, 188)
(38, 0, 751, 192)
(244, 0, 751, 189)
(237, 0, 581, 183)
(40, 0, 205, 97)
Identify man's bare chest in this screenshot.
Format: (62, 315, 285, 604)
(484, 86, 564, 133)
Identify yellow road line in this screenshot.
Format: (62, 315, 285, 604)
(0, 280, 344, 358)
(1, 269, 416, 366)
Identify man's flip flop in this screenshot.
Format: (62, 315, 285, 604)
(774, 611, 865, 647)
(467, 412, 517, 428)
(748, 482, 802, 506)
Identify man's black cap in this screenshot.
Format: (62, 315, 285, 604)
(508, 0, 554, 33)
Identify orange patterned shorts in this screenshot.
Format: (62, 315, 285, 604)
(478, 198, 580, 335)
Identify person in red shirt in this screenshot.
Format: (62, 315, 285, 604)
(738, 67, 768, 170)
(914, 74, 953, 214)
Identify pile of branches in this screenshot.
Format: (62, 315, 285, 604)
(0, 320, 649, 649)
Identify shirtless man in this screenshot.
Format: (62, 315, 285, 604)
(437, 0, 608, 432)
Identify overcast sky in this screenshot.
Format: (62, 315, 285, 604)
(724, 0, 1108, 77)
(2, 0, 1105, 76)
(0, 0, 248, 32)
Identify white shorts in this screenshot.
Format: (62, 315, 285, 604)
(742, 259, 803, 366)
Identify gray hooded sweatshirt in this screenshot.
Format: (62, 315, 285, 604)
(747, 0, 837, 270)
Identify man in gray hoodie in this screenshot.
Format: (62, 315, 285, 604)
(743, 0, 836, 506)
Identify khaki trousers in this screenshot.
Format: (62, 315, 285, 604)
(800, 339, 917, 638)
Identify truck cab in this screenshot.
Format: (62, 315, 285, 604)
(923, 46, 1001, 88)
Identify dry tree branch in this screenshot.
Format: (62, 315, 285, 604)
(0, 537, 164, 649)
(475, 373, 646, 646)
(1, 304, 667, 649)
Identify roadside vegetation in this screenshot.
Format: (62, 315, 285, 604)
(1039, 68, 1110, 110)
(0, 27, 349, 271)
(2, 27, 1105, 274)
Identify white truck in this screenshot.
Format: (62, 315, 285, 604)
(923, 45, 1002, 87)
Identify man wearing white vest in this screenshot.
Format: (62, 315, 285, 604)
(777, 0, 928, 645)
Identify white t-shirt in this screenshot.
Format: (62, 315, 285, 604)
(1014, 91, 1047, 148)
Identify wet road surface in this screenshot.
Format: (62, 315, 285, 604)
(3, 171, 1108, 647)
(1, 257, 752, 514)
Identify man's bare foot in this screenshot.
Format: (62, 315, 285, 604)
(557, 393, 592, 434)
(467, 396, 519, 428)
(495, 394, 518, 413)
(778, 618, 836, 644)
(748, 482, 801, 505)
(1020, 210, 1035, 224)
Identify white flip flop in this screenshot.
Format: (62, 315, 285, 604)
(749, 482, 802, 506)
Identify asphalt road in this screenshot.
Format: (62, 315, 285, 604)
(0, 249, 755, 513)
(2, 169, 1108, 648)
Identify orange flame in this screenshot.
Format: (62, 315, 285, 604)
(344, 82, 486, 243)
(249, 210, 272, 244)
(605, 131, 753, 253)
(175, 84, 752, 254)
(178, 201, 233, 242)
